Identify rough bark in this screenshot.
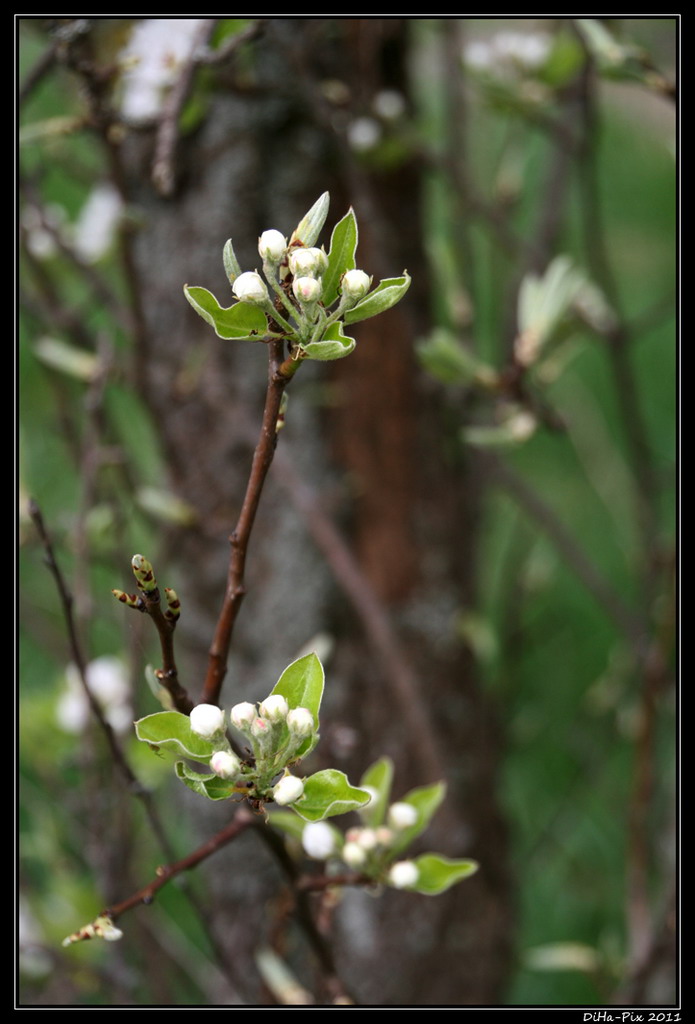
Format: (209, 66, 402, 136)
(123, 19, 512, 1005)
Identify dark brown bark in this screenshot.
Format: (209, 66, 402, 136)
(117, 19, 512, 1005)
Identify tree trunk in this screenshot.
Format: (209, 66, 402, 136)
(124, 18, 512, 1005)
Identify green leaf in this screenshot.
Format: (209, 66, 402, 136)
(290, 192, 330, 247)
(344, 273, 411, 324)
(271, 652, 325, 758)
(183, 285, 268, 340)
(222, 238, 243, 285)
(174, 761, 238, 800)
(408, 853, 479, 895)
(417, 329, 498, 387)
(322, 208, 358, 307)
(134, 711, 215, 763)
(389, 780, 447, 856)
(34, 337, 99, 382)
(293, 769, 372, 822)
(301, 321, 356, 361)
(266, 810, 309, 842)
(359, 756, 394, 828)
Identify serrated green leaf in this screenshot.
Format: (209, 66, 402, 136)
(359, 756, 394, 828)
(389, 780, 446, 856)
(183, 285, 268, 340)
(293, 769, 372, 821)
(134, 711, 215, 763)
(222, 238, 242, 285)
(409, 853, 479, 895)
(322, 208, 358, 306)
(271, 652, 325, 758)
(301, 321, 356, 361)
(290, 192, 330, 247)
(174, 761, 237, 800)
(344, 273, 411, 324)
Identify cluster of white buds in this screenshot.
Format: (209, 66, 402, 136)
(229, 692, 316, 780)
(341, 825, 394, 869)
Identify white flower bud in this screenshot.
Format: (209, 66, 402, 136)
(387, 801, 419, 830)
(387, 860, 419, 889)
(258, 694, 289, 722)
(286, 706, 314, 739)
(273, 774, 304, 806)
(342, 841, 367, 868)
(288, 246, 327, 278)
(302, 822, 337, 860)
(258, 229, 287, 263)
(210, 750, 242, 781)
(189, 703, 225, 739)
(341, 269, 371, 301)
(232, 270, 269, 305)
(356, 828, 378, 851)
(292, 276, 322, 305)
(230, 701, 257, 731)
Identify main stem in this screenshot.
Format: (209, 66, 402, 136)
(201, 340, 298, 705)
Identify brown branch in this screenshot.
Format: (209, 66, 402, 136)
(270, 449, 445, 784)
(201, 341, 299, 706)
(138, 586, 193, 715)
(105, 805, 256, 920)
(28, 500, 171, 850)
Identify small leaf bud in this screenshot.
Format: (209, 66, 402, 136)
(292, 276, 322, 305)
(112, 589, 142, 609)
(210, 750, 242, 781)
(189, 703, 225, 739)
(342, 841, 368, 868)
(387, 802, 419, 830)
(232, 271, 270, 305)
(273, 774, 305, 806)
(230, 701, 257, 731)
(387, 860, 419, 889)
(131, 554, 157, 592)
(258, 694, 289, 722)
(164, 588, 181, 622)
(286, 706, 314, 739)
(302, 821, 337, 860)
(341, 269, 372, 302)
(258, 229, 287, 263)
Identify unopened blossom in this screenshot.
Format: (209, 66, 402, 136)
(232, 271, 269, 305)
(189, 703, 225, 739)
(388, 860, 419, 889)
(273, 775, 304, 806)
(302, 822, 337, 860)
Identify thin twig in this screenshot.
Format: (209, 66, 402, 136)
(28, 500, 171, 848)
(105, 805, 256, 920)
(486, 456, 647, 653)
(201, 342, 299, 706)
(271, 449, 445, 784)
(137, 585, 193, 715)
(151, 19, 217, 197)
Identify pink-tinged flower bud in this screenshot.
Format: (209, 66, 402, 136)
(387, 801, 418, 830)
(258, 694, 289, 722)
(302, 821, 337, 860)
(286, 707, 314, 739)
(387, 860, 419, 889)
(230, 702, 256, 731)
(258, 229, 287, 263)
(251, 716, 271, 741)
(355, 828, 378, 851)
(273, 774, 304, 806)
(342, 841, 367, 868)
(292, 276, 322, 305)
(288, 246, 327, 278)
(210, 750, 242, 781)
(232, 271, 269, 305)
(189, 703, 225, 739)
(376, 827, 394, 846)
(340, 269, 371, 301)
